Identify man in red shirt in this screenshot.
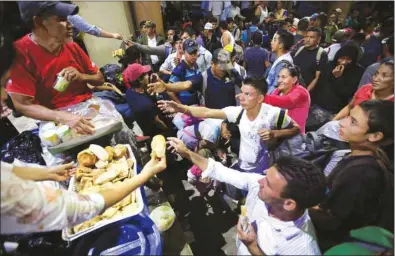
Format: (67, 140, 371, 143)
(7, 2, 104, 135)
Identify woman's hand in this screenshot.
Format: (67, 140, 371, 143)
(47, 162, 76, 181)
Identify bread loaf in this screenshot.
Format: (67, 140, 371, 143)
(151, 135, 166, 158)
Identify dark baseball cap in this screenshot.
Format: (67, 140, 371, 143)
(18, 1, 79, 23)
(183, 39, 198, 54)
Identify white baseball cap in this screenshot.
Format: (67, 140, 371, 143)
(204, 22, 214, 30)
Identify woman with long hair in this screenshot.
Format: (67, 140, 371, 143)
(333, 61, 394, 121)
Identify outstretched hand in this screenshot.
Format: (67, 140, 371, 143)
(157, 100, 183, 115)
(166, 137, 190, 158)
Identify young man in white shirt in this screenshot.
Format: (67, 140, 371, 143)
(167, 138, 326, 255)
(158, 77, 300, 174)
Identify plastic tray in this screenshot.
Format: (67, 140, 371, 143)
(62, 144, 144, 241)
(47, 121, 123, 154)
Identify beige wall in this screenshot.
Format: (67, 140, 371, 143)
(74, 2, 134, 67)
(132, 2, 164, 35)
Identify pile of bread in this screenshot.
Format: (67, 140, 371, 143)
(72, 144, 139, 234)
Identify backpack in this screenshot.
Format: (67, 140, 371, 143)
(268, 109, 349, 168)
(294, 45, 324, 67)
(99, 64, 123, 88)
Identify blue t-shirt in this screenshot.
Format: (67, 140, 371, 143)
(241, 26, 262, 44)
(169, 60, 201, 105)
(125, 88, 158, 135)
(244, 46, 269, 77)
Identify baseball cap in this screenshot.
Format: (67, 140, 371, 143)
(18, 1, 78, 23)
(332, 29, 351, 43)
(204, 22, 214, 30)
(212, 48, 233, 71)
(183, 39, 198, 54)
(145, 20, 156, 28)
(310, 13, 319, 20)
(335, 8, 342, 13)
(123, 63, 151, 86)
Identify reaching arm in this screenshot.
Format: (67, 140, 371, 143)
(98, 157, 166, 208)
(157, 100, 227, 119)
(264, 89, 307, 109)
(167, 137, 261, 191)
(133, 42, 167, 57)
(307, 71, 321, 92)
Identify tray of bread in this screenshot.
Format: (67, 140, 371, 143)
(62, 143, 143, 241)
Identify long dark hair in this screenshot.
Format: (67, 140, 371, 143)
(359, 100, 394, 172)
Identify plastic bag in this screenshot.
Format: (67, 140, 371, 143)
(1, 130, 45, 165)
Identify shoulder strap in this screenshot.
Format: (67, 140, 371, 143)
(193, 123, 202, 139)
(316, 47, 324, 65)
(275, 108, 287, 130)
(236, 109, 245, 125)
(294, 45, 305, 58)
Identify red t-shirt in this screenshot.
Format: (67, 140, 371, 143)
(353, 84, 394, 107)
(7, 34, 98, 109)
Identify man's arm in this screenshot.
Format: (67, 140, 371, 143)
(81, 72, 105, 87)
(133, 42, 166, 57)
(59, 67, 104, 87)
(167, 137, 261, 190)
(222, 33, 231, 46)
(157, 100, 227, 119)
(9, 94, 95, 135)
(273, 119, 300, 139)
(306, 70, 321, 92)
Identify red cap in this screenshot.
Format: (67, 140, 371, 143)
(122, 63, 151, 88)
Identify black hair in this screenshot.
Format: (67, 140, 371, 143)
(252, 31, 263, 45)
(280, 63, 301, 78)
(167, 26, 177, 33)
(307, 26, 322, 37)
(289, 11, 297, 18)
(183, 27, 196, 38)
(358, 100, 394, 173)
(359, 100, 394, 141)
(380, 60, 394, 71)
(219, 20, 228, 30)
(318, 12, 327, 27)
(0, 29, 15, 79)
(297, 18, 309, 32)
(209, 17, 218, 23)
(275, 156, 327, 210)
(285, 17, 293, 25)
(226, 17, 234, 24)
(276, 30, 294, 51)
(242, 76, 268, 95)
(250, 15, 259, 25)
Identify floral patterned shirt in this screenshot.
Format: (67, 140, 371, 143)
(1, 162, 105, 234)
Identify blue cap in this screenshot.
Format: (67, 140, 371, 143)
(18, 1, 78, 23)
(183, 39, 198, 54)
(311, 13, 319, 20)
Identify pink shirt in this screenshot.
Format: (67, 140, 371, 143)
(353, 84, 394, 107)
(264, 84, 310, 134)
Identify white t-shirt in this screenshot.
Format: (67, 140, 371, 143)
(222, 104, 292, 173)
(147, 36, 159, 64)
(258, 5, 269, 24)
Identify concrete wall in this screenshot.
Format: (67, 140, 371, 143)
(132, 2, 164, 35)
(74, 1, 135, 67)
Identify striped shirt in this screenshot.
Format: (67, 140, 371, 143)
(202, 158, 322, 255)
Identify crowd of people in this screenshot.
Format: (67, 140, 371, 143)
(0, 1, 394, 255)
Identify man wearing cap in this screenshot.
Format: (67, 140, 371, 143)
(148, 48, 243, 110)
(168, 39, 201, 105)
(123, 63, 168, 136)
(137, 20, 166, 72)
(324, 29, 352, 61)
(359, 35, 394, 88)
(7, 1, 104, 135)
(203, 22, 222, 53)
